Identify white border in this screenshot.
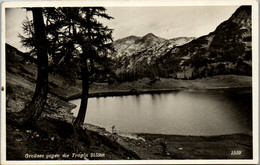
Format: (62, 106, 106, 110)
(1, 1, 7, 164)
(252, 1, 259, 164)
(1, 0, 259, 164)
(0, 0, 259, 7)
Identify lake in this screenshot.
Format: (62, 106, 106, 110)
(70, 88, 252, 136)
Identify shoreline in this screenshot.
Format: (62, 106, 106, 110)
(48, 75, 252, 101)
(83, 122, 252, 159)
(84, 121, 252, 137)
(68, 86, 252, 100)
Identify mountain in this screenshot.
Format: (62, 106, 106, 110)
(112, 34, 195, 81)
(112, 6, 252, 81)
(113, 33, 167, 57)
(157, 5, 252, 79)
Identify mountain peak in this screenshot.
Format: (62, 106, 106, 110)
(140, 33, 167, 43)
(143, 33, 157, 38)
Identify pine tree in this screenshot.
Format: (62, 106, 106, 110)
(44, 7, 113, 128)
(14, 7, 113, 129)
(73, 7, 113, 128)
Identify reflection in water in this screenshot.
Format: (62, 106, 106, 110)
(70, 88, 252, 136)
(135, 94, 141, 104)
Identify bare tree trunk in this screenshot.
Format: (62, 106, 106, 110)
(73, 9, 91, 129)
(73, 56, 89, 128)
(8, 8, 48, 127)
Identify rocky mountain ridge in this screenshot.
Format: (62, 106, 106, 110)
(112, 34, 195, 81)
(114, 33, 168, 57)
(112, 6, 252, 81)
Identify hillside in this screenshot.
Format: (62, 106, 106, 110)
(5, 43, 140, 160)
(112, 6, 252, 81)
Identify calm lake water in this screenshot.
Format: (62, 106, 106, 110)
(70, 88, 252, 136)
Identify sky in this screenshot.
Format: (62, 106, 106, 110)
(5, 6, 239, 52)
